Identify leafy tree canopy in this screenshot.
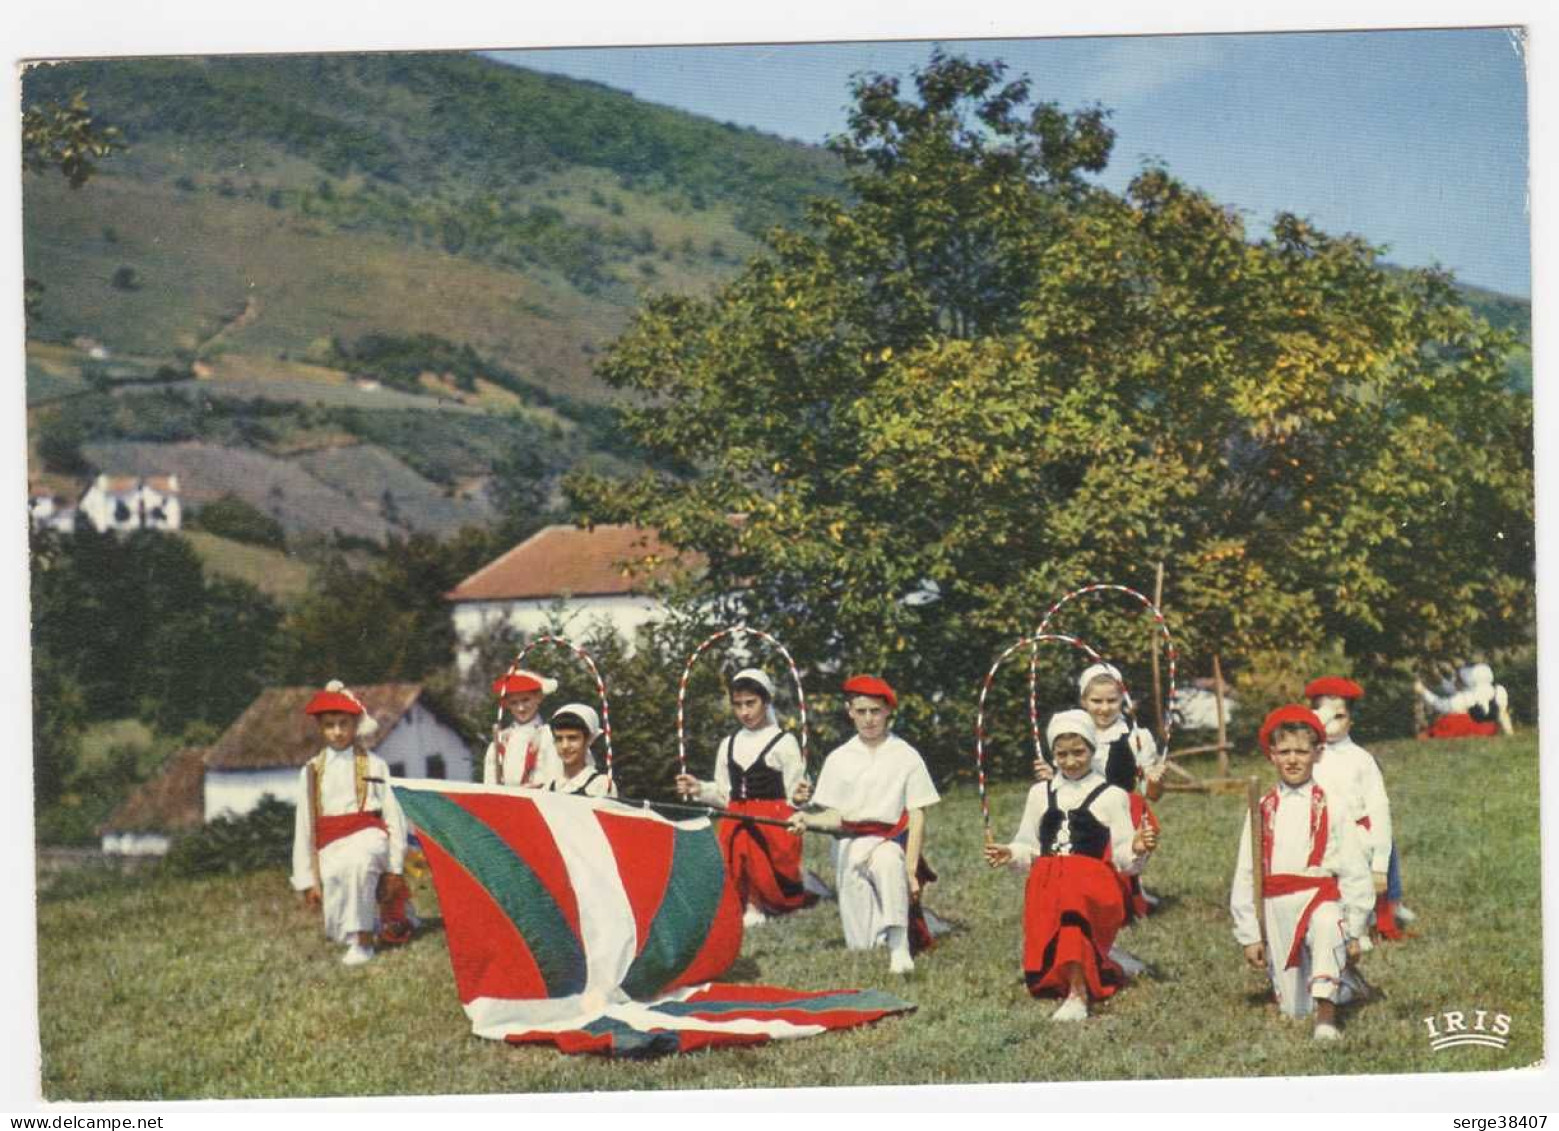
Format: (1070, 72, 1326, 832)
(569, 51, 1534, 771)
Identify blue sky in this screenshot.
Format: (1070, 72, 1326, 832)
(493, 28, 1530, 297)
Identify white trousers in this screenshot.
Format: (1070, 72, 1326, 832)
(832, 835, 909, 950)
(1264, 893, 1357, 1018)
(319, 827, 389, 944)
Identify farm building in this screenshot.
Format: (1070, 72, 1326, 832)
(99, 745, 209, 856)
(28, 491, 78, 534)
(446, 523, 705, 672)
(202, 683, 475, 819)
(76, 473, 182, 533)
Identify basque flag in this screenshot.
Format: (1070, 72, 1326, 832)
(393, 780, 914, 1056)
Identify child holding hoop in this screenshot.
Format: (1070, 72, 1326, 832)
(1036, 662, 1166, 920)
(483, 669, 561, 788)
(541, 703, 617, 798)
(675, 668, 816, 926)
(987, 709, 1157, 1021)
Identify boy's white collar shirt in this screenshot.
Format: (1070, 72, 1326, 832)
(1314, 733, 1393, 872)
(811, 733, 940, 825)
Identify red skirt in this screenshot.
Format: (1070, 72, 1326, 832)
(1420, 713, 1500, 739)
(1023, 855, 1127, 1001)
(718, 798, 817, 915)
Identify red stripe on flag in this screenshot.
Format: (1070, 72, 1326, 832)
(595, 810, 677, 952)
(450, 793, 583, 941)
(419, 836, 550, 1003)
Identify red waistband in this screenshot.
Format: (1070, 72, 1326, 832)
(317, 811, 387, 849)
(841, 811, 909, 839)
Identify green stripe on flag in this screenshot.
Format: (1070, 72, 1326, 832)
(395, 787, 586, 997)
(620, 823, 726, 999)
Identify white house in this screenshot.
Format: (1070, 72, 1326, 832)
(99, 745, 208, 856)
(446, 523, 704, 673)
(77, 473, 182, 533)
(28, 492, 78, 533)
(202, 683, 476, 820)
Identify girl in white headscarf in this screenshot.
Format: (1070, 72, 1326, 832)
(676, 669, 814, 926)
(986, 710, 1157, 1022)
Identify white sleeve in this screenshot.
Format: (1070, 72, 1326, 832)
(379, 762, 407, 874)
(776, 733, 806, 801)
(1007, 785, 1047, 870)
(1129, 726, 1160, 770)
(1103, 788, 1144, 874)
(699, 736, 732, 808)
(810, 752, 847, 812)
(1329, 813, 1375, 939)
(1418, 684, 1457, 713)
(1230, 816, 1260, 947)
(290, 765, 316, 891)
(902, 747, 941, 810)
(481, 739, 499, 785)
(1357, 750, 1393, 872)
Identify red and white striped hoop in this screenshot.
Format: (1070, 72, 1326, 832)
(676, 624, 809, 776)
(975, 632, 1104, 838)
(514, 635, 615, 782)
(1029, 582, 1181, 753)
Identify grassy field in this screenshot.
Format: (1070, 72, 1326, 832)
(35, 733, 1543, 1100)
(181, 531, 312, 603)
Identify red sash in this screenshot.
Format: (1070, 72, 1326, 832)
(316, 811, 387, 849)
(1263, 873, 1342, 970)
(841, 811, 909, 839)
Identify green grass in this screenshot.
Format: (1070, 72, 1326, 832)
(36, 733, 1543, 1099)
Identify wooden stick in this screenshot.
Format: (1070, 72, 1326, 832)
(1151, 561, 1166, 744)
(1246, 775, 1268, 953)
(1213, 653, 1230, 778)
(1170, 742, 1232, 757)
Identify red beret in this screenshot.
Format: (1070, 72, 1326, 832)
(1258, 704, 1325, 754)
(492, 671, 544, 697)
(842, 674, 897, 709)
(1304, 675, 1363, 701)
(304, 690, 363, 717)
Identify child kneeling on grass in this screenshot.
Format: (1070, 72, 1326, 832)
(988, 709, 1157, 1022)
(1230, 705, 1374, 1040)
(290, 681, 409, 967)
(541, 703, 617, 798)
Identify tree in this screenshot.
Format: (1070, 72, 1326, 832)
(568, 51, 1534, 772)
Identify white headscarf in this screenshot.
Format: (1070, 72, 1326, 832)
(1077, 661, 1134, 714)
(731, 667, 779, 726)
(551, 703, 601, 744)
(1046, 708, 1099, 752)
(1461, 663, 1495, 691)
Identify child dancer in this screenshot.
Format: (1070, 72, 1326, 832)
(290, 681, 409, 966)
(675, 668, 815, 926)
(791, 675, 939, 974)
(541, 703, 616, 798)
(1414, 663, 1514, 738)
(1305, 675, 1409, 939)
(483, 669, 561, 787)
(1230, 705, 1374, 1039)
(987, 709, 1156, 1021)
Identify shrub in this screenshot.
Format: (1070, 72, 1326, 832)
(162, 795, 296, 877)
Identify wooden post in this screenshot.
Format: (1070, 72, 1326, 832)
(1151, 561, 1166, 743)
(1213, 653, 1230, 777)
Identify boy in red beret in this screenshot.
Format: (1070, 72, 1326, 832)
(790, 675, 939, 974)
(290, 681, 409, 966)
(1305, 675, 1408, 939)
(483, 668, 561, 787)
(1230, 705, 1374, 1039)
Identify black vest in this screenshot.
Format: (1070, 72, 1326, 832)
(550, 770, 602, 797)
(726, 731, 789, 801)
(1468, 695, 1499, 723)
(1038, 780, 1113, 860)
(1102, 723, 1142, 794)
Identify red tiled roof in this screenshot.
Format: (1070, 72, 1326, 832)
(100, 746, 209, 834)
(144, 475, 179, 493)
(446, 523, 702, 602)
(204, 684, 435, 770)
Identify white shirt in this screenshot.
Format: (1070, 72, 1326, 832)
(811, 733, 939, 823)
(1229, 779, 1374, 946)
(290, 745, 407, 889)
(1005, 770, 1143, 874)
(1313, 734, 1393, 873)
(483, 717, 560, 787)
(695, 723, 806, 807)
